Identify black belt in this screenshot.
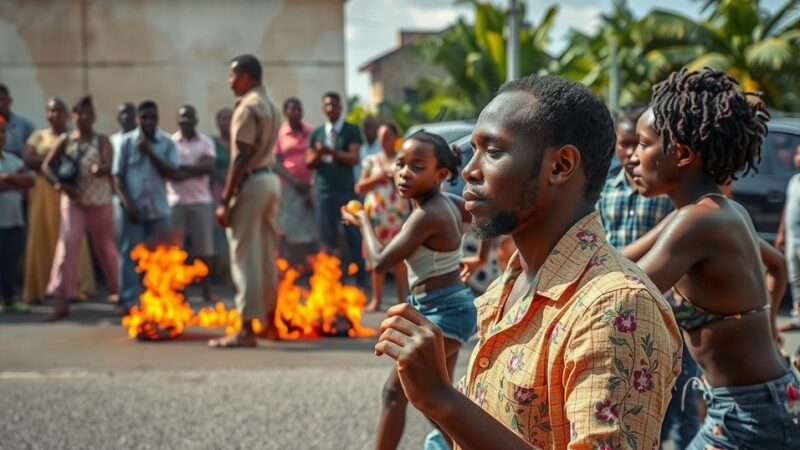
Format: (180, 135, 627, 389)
(242, 167, 272, 183)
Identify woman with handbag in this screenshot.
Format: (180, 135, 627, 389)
(42, 96, 119, 321)
(21, 97, 96, 305)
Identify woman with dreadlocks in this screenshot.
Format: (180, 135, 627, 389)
(622, 68, 799, 449)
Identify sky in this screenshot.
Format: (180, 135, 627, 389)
(345, 0, 783, 104)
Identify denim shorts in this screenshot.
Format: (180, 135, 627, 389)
(408, 284, 477, 345)
(687, 371, 800, 449)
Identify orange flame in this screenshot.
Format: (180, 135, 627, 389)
(122, 245, 375, 340)
(121, 244, 207, 339)
(274, 253, 375, 339)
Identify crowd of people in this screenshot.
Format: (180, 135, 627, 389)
(0, 54, 406, 334)
(3, 54, 800, 449)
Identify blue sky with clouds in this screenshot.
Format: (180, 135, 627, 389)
(345, 0, 783, 103)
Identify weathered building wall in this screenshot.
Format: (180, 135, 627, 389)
(0, 0, 345, 134)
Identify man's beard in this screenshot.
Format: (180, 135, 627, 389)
(470, 212, 519, 239)
(469, 180, 537, 240)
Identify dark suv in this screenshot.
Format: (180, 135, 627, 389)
(731, 117, 800, 242)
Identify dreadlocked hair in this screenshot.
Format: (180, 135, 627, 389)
(651, 68, 768, 184)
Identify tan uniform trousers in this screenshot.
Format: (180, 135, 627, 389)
(227, 171, 281, 322)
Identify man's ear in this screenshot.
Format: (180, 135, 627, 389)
(547, 144, 581, 186)
(673, 143, 697, 168)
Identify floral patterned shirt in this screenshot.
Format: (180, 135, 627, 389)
(457, 212, 682, 450)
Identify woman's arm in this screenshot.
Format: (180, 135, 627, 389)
(93, 135, 113, 176)
(760, 237, 787, 338)
(343, 208, 435, 273)
(635, 209, 706, 292)
(355, 166, 389, 195)
(23, 143, 47, 172)
(622, 209, 677, 262)
(41, 135, 69, 186)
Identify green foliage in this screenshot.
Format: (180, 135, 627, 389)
(345, 96, 369, 125)
(377, 0, 800, 128)
(412, 1, 557, 120)
(552, 0, 800, 110)
(345, 96, 421, 135)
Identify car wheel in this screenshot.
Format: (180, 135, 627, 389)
(461, 234, 503, 294)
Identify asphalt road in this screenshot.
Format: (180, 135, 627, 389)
(2, 284, 800, 450)
(0, 286, 468, 450)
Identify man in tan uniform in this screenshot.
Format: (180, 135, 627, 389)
(210, 54, 281, 348)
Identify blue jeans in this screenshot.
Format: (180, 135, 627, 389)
(661, 343, 701, 448)
(424, 430, 448, 450)
(687, 371, 800, 449)
(118, 216, 171, 306)
(313, 189, 365, 284)
(408, 284, 477, 345)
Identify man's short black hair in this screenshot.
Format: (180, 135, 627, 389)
(497, 74, 615, 201)
(283, 96, 302, 110)
(322, 91, 341, 103)
(613, 103, 649, 128)
(215, 107, 232, 122)
(0, 84, 8, 97)
(230, 54, 262, 83)
(138, 100, 158, 113)
(73, 95, 94, 113)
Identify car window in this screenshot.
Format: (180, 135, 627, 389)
(759, 131, 800, 176)
(438, 129, 472, 143)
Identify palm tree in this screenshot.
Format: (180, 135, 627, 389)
(637, 0, 800, 110)
(555, 0, 800, 111)
(413, 0, 557, 120)
(552, 0, 678, 106)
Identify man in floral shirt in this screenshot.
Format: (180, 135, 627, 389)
(374, 74, 681, 449)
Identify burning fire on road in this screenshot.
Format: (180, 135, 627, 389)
(122, 245, 376, 341)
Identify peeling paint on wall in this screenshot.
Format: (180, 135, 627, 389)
(0, 0, 345, 134)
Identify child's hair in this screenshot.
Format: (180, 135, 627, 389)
(406, 130, 462, 186)
(651, 68, 768, 184)
(73, 95, 93, 114)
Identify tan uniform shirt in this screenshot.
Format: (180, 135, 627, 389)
(230, 85, 280, 175)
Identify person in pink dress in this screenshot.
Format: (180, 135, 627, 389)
(273, 97, 317, 271)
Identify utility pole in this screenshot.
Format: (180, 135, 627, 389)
(506, 0, 520, 82)
(609, 35, 620, 110)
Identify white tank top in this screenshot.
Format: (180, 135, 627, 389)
(403, 199, 462, 287)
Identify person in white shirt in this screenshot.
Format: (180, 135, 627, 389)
(168, 105, 218, 303)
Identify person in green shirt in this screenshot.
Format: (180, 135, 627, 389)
(305, 92, 366, 286)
